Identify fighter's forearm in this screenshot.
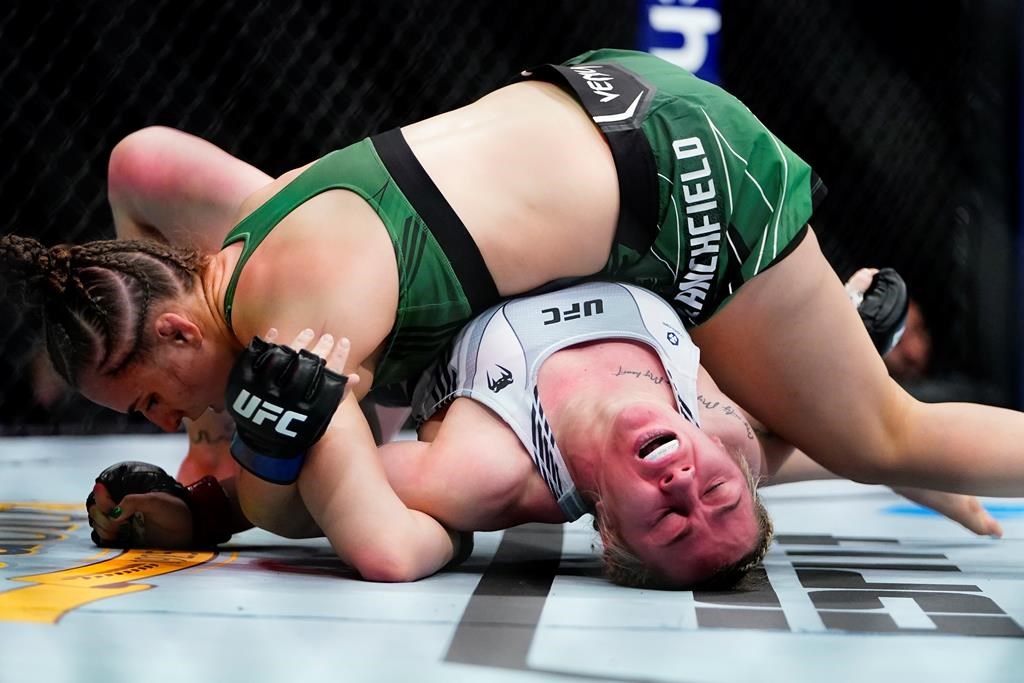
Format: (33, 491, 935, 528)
(177, 409, 238, 483)
(296, 399, 456, 582)
(711, 398, 797, 476)
(235, 471, 322, 539)
(185, 408, 235, 447)
(765, 449, 837, 485)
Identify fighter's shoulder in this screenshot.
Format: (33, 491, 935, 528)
(234, 158, 374, 227)
(227, 188, 398, 353)
(235, 168, 301, 220)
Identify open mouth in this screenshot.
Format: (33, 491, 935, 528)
(638, 433, 679, 462)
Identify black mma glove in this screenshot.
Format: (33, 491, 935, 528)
(85, 461, 190, 548)
(226, 336, 349, 484)
(86, 461, 235, 548)
(856, 268, 909, 356)
(447, 531, 475, 569)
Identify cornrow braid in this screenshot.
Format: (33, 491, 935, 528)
(0, 234, 208, 386)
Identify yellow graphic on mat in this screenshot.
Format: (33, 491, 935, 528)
(0, 549, 215, 624)
(1, 501, 81, 557)
(0, 502, 81, 512)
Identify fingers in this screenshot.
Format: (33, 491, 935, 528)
(967, 497, 1003, 538)
(895, 486, 1004, 538)
(323, 335, 361, 387)
(987, 519, 1004, 539)
(843, 268, 880, 307)
(92, 481, 115, 509)
(282, 328, 358, 380)
(325, 336, 350, 371)
(845, 267, 879, 292)
(87, 483, 135, 544)
(288, 327, 315, 349)
(267, 328, 359, 387)
(962, 498, 1002, 538)
(312, 333, 337, 359)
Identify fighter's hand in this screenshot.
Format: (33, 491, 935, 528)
(85, 461, 194, 548)
(226, 328, 360, 485)
(891, 486, 1003, 538)
(844, 267, 909, 356)
(843, 267, 879, 307)
(267, 327, 361, 390)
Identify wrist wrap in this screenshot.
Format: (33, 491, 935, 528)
(857, 267, 909, 356)
(226, 336, 348, 484)
(185, 476, 234, 547)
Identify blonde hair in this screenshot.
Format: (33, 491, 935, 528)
(594, 450, 774, 589)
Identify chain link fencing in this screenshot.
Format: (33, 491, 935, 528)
(0, 0, 1016, 433)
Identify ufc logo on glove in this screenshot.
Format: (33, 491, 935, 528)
(226, 337, 348, 484)
(231, 389, 308, 437)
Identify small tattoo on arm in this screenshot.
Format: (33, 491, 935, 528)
(697, 394, 720, 410)
(615, 366, 665, 385)
(697, 394, 754, 440)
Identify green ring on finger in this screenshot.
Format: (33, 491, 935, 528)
(109, 506, 122, 519)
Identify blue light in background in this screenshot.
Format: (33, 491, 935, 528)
(637, 0, 721, 84)
(886, 504, 1024, 519)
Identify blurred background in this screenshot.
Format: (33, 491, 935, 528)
(0, 0, 1020, 434)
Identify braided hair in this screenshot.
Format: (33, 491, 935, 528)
(0, 234, 207, 386)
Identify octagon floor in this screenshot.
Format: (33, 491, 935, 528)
(2, 434, 1023, 683)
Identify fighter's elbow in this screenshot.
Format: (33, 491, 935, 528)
(108, 127, 176, 198)
(350, 547, 432, 583)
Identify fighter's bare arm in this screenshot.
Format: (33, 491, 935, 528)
(108, 126, 272, 251)
(696, 366, 1002, 537)
(222, 186, 461, 580)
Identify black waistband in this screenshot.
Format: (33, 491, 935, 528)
(518, 62, 660, 255)
(371, 128, 500, 313)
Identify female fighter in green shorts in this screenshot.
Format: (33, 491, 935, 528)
(3, 49, 1022, 582)
(84, 279, 999, 588)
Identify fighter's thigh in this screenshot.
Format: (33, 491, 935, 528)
(690, 228, 910, 481)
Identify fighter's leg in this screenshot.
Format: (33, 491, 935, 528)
(768, 448, 1002, 536)
(107, 126, 271, 252)
(691, 228, 1024, 496)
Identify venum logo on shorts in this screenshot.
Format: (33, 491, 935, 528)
(562, 63, 652, 130)
(672, 135, 723, 320)
(231, 389, 308, 437)
(569, 64, 622, 103)
(487, 365, 514, 393)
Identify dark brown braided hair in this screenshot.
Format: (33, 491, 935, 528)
(0, 234, 207, 386)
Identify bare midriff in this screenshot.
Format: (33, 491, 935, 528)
(403, 80, 621, 295)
